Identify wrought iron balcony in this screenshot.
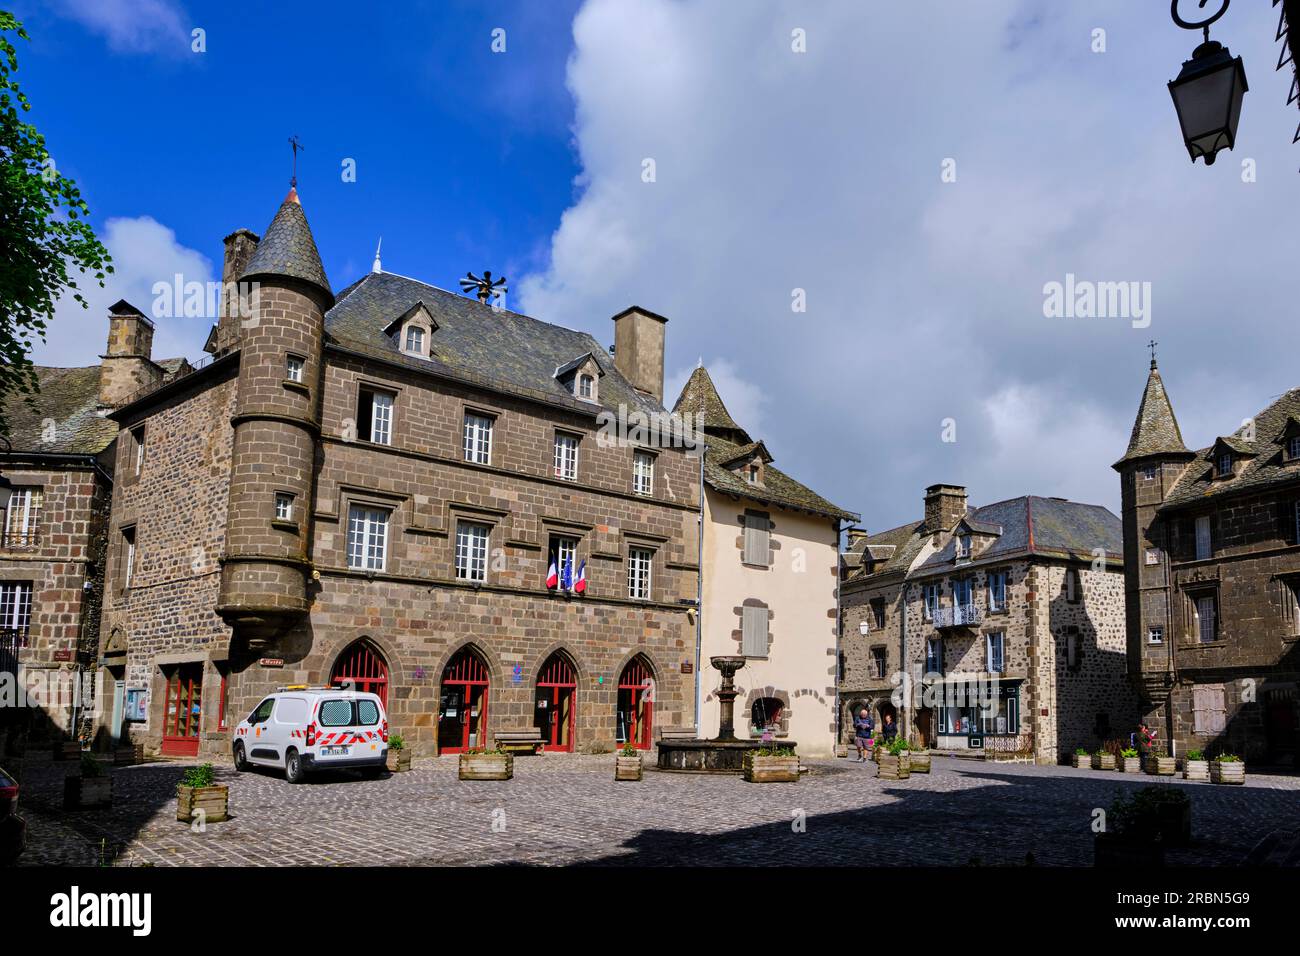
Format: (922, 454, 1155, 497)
(932, 604, 981, 629)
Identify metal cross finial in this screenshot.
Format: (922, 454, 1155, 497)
(288, 135, 305, 188)
(1148, 339, 1159, 368)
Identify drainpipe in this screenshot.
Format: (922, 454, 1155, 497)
(693, 444, 705, 732)
(900, 581, 909, 740)
(834, 519, 844, 748)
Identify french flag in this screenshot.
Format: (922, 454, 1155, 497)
(561, 557, 574, 592)
(574, 559, 587, 595)
(546, 557, 558, 589)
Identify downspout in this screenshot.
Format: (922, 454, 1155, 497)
(834, 518, 844, 748)
(693, 443, 705, 732)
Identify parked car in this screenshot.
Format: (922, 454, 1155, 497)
(0, 766, 27, 866)
(232, 686, 388, 783)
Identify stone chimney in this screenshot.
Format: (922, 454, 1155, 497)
(98, 300, 161, 407)
(846, 527, 869, 548)
(212, 228, 260, 355)
(923, 484, 967, 534)
(611, 305, 667, 404)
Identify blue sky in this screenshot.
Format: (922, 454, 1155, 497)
(16, 1, 1300, 531)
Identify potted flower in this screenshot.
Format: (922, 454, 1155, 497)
(1091, 747, 1116, 771)
(458, 747, 513, 781)
(876, 738, 911, 780)
(1143, 751, 1176, 776)
(743, 746, 799, 783)
(907, 739, 931, 774)
(386, 734, 411, 773)
(1117, 747, 1142, 774)
(1072, 746, 1090, 769)
(1209, 753, 1245, 785)
(615, 742, 644, 781)
(63, 752, 112, 810)
(176, 763, 228, 824)
(1182, 749, 1209, 782)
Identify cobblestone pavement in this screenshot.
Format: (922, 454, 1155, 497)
(10, 754, 1300, 867)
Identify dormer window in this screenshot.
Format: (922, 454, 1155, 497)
(578, 374, 594, 399)
(404, 326, 425, 355)
(1289, 436, 1300, 461)
(955, 535, 971, 559)
(747, 464, 759, 485)
(1217, 451, 1233, 478)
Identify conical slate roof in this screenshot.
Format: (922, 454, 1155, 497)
(241, 187, 331, 297)
(1114, 361, 1193, 468)
(671, 366, 750, 444)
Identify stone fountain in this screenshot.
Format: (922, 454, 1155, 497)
(656, 655, 797, 773)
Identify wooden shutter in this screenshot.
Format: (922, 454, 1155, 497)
(1191, 685, 1226, 734)
(742, 605, 769, 656)
(743, 513, 770, 566)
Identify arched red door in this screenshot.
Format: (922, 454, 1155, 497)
(330, 640, 389, 709)
(439, 648, 489, 754)
(535, 652, 577, 752)
(617, 656, 654, 750)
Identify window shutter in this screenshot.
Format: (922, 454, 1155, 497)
(742, 605, 769, 656)
(743, 514, 769, 566)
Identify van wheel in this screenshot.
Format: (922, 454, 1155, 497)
(285, 748, 305, 784)
(232, 742, 248, 772)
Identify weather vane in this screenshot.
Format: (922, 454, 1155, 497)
(1148, 339, 1158, 367)
(459, 270, 507, 305)
(288, 135, 304, 188)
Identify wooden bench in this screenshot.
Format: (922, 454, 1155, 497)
(493, 730, 543, 755)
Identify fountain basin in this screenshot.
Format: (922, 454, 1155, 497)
(657, 738, 798, 773)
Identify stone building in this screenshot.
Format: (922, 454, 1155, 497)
(94, 186, 702, 758)
(1115, 358, 1300, 764)
(0, 303, 190, 745)
(841, 484, 1135, 764)
(671, 367, 856, 757)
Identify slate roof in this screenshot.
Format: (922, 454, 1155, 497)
(1114, 363, 1193, 467)
(1162, 387, 1300, 509)
(672, 367, 751, 444)
(844, 520, 926, 580)
(915, 496, 1122, 570)
(1, 366, 117, 456)
(241, 188, 331, 297)
(326, 271, 663, 417)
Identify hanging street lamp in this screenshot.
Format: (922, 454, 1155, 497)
(1168, 0, 1248, 165)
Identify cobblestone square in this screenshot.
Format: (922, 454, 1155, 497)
(13, 754, 1300, 867)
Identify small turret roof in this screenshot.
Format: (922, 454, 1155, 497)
(1113, 361, 1193, 468)
(671, 366, 750, 444)
(241, 187, 332, 298)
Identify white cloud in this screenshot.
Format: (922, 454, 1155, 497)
(32, 216, 214, 369)
(665, 358, 767, 437)
(52, 0, 189, 55)
(521, 0, 1296, 527)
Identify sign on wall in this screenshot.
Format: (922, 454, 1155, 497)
(125, 689, 148, 722)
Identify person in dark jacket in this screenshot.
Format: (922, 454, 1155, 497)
(881, 713, 898, 743)
(852, 709, 875, 762)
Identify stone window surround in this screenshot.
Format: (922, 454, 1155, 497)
(626, 539, 657, 601)
(449, 503, 505, 584)
(743, 686, 791, 738)
(284, 352, 309, 393)
(552, 427, 583, 482)
(632, 446, 657, 497)
(731, 597, 774, 658)
(126, 425, 146, 483)
(341, 489, 402, 573)
(737, 510, 777, 569)
(396, 307, 435, 359)
(354, 377, 402, 446)
(461, 402, 499, 466)
(271, 489, 299, 534)
(1182, 584, 1222, 646)
(117, 523, 137, 594)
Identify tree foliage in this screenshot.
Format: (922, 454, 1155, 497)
(0, 11, 112, 442)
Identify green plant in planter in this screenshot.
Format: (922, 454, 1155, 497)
(388, 733, 405, 751)
(179, 763, 216, 790)
(1186, 749, 1204, 761)
(620, 742, 639, 757)
(752, 746, 796, 757)
(1120, 747, 1139, 758)
(886, 738, 911, 756)
(79, 752, 106, 778)
(1214, 753, 1241, 762)
(1075, 747, 1089, 756)
(1094, 748, 1109, 757)
(465, 747, 507, 756)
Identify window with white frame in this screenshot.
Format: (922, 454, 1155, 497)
(742, 604, 769, 656)
(1217, 451, 1233, 477)
(549, 533, 578, 587)
(463, 412, 493, 465)
(1148, 625, 1164, 645)
(627, 546, 653, 600)
(955, 534, 971, 559)
(923, 583, 940, 621)
(2, 487, 43, 546)
(1142, 464, 1157, 481)
(286, 354, 304, 383)
(0, 582, 32, 639)
(455, 521, 490, 582)
(356, 387, 395, 445)
(122, 526, 136, 589)
(1195, 515, 1212, 561)
(953, 577, 974, 610)
(347, 506, 389, 571)
(633, 451, 654, 496)
(578, 374, 594, 399)
(1194, 594, 1217, 643)
(554, 433, 579, 481)
(404, 326, 425, 355)
(1290, 436, 1300, 461)
(274, 492, 294, 522)
(987, 570, 1007, 612)
(131, 425, 146, 476)
(986, 631, 1005, 674)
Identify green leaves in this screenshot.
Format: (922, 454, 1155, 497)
(0, 13, 112, 442)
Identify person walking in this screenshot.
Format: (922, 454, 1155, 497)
(852, 708, 875, 763)
(881, 712, 898, 744)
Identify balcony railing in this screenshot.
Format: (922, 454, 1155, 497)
(933, 604, 981, 628)
(0, 529, 40, 548)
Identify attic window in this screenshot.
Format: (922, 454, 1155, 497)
(747, 464, 760, 485)
(955, 535, 971, 559)
(1217, 451, 1233, 478)
(578, 374, 594, 399)
(1288, 436, 1300, 462)
(403, 326, 426, 356)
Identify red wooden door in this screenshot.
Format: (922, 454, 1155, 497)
(617, 657, 654, 750)
(535, 653, 576, 752)
(161, 663, 203, 757)
(330, 640, 389, 708)
(439, 649, 489, 753)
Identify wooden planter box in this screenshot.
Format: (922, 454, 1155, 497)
(1094, 834, 1165, 868)
(743, 754, 799, 783)
(63, 775, 112, 810)
(876, 753, 910, 780)
(1210, 760, 1245, 785)
(1183, 759, 1209, 782)
(176, 785, 229, 824)
(1118, 755, 1142, 774)
(386, 749, 411, 773)
(1144, 756, 1176, 776)
(113, 744, 143, 767)
(615, 754, 644, 781)
(1072, 753, 1090, 769)
(458, 753, 513, 781)
(907, 751, 931, 773)
(1092, 754, 1116, 771)
(52, 741, 81, 761)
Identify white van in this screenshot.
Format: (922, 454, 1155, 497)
(232, 687, 389, 783)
